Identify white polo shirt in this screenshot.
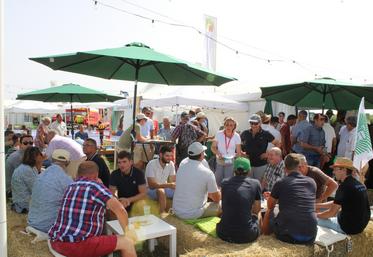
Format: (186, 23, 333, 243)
(145, 158, 175, 186)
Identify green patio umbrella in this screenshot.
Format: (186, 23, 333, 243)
(17, 83, 123, 137)
(29, 42, 236, 138)
(260, 78, 373, 112)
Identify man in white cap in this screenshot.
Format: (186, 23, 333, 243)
(172, 142, 221, 219)
(240, 114, 280, 181)
(28, 149, 73, 233)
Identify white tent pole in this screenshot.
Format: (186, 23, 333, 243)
(0, 0, 8, 254)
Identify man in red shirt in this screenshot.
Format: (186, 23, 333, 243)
(280, 115, 297, 157)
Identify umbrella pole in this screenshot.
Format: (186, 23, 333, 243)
(131, 63, 140, 154)
(322, 86, 326, 114)
(70, 95, 74, 138)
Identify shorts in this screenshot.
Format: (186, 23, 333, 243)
(50, 235, 117, 257)
(201, 202, 221, 218)
(134, 144, 154, 163)
(147, 188, 174, 200)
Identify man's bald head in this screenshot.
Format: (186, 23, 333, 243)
(78, 161, 99, 178)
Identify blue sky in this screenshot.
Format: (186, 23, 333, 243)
(5, 0, 373, 99)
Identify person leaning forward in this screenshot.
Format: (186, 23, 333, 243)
(216, 157, 262, 244)
(48, 161, 136, 257)
(262, 153, 317, 245)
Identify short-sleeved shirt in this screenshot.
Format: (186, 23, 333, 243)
(215, 131, 241, 157)
(262, 124, 281, 150)
(322, 123, 336, 154)
(299, 124, 326, 154)
(173, 158, 219, 219)
(49, 178, 113, 242)
(11, 164, 38, 212)
(334, 176, 371, 234)
(109, 167, 146, 211)
(118, 123, 141, 150)
(141, 118, 154, 138)
(145, 159, 175, 186)
(74, 131, 88, 140)
(337, 126, 356, 159)
(217, 176, 261, 242)
(292, 120, 311, 153)
(306, 166, 329, 199)
(271, 172, 317, 239)
(263, 160, 285, 191)
(87, 153, 110, 188)
(50, 121, 67, 136)
(171, 122, 205, 150)
(28, 164, 73, 233)
(46, 135, 85, 161)
(158, 126, 175, 141)
(240, 129, 274, 167)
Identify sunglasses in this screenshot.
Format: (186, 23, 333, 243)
(22, 141, 33, 146)
(250, 122, 259, 125)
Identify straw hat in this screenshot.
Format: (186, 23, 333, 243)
(330, 157, 357, 172)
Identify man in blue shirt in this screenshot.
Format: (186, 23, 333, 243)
(291, 110, 311, 153)
(299, 113, 327, 168)
(28, 149, 73, 233)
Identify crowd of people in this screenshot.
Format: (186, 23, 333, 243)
(3, 107, 373, 257)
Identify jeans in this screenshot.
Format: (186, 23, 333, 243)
(304, 153, 321, 168)
(317, 217, 345, 234)
(214, 163, 234, 187)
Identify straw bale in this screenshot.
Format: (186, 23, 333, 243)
(163, 214, 373, 257)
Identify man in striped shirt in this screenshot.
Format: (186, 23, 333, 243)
(48, 161, 136, 257)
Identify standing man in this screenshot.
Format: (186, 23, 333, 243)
(171, 111, 206, 166)
(261, 115, 281, 150)
(317, 157, 371, 234)
(216, 157, 261, 244)
(298, 154, 338, 202)
(109, 151, 147, 213)
(262, 154, 317, 245)
(240, 114, 279, 181)
(173, 142, 221, 219)
(261, 147, 285, 192)
(337, 116, 357, 159)
(48, 161, 136, 257)
(278, 112, 286, 129)
(45, 130, 86, 178)
(83, 138, 110, 187)
(291, 110, 311, 153)
(145, 145, 176, 213)
(280, 115, 297, 157)
(299, 113, 327, 168)
(50, 114, 67, 136)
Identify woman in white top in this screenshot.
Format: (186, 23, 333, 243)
(211, 117, 243, 187)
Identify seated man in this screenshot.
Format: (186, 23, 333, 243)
(110, 151, 147, 213)
(48, 161, 136, 257)
(83, 138, 110, 187)
(261, 147, 285, 192)
(75, 124, 88, 141)
(298, 154, 338, 202)
(145, 145, 176, 213)
(172, 142, 221, 219)
(317, 157, 371, 234)
(262, 153, 317, 245)
(216, 157, 261, 244)
(28, 149, 73, 233)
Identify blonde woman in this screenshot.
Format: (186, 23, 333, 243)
(211, 117, 243, 187)
(35, 117, 50, 151)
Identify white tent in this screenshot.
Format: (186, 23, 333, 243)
(141, 92, 248, 111)
(5, 100, 64, 114)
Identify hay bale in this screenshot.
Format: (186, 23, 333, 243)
(7, 206, 52, 257)
(162, 214, 373, 257)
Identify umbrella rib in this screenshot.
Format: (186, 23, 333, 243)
(153, 63, 170, 85)
(55, 55, 102, 70)
(108, 61, 127, 80)
(341, 86, 373, 107)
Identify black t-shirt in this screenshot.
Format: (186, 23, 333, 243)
(110, 167, 146, 211)
(271, 172, 317, 240)
(240, 129, 274, 167)
(89, 153, 110, 188)
(216, 176, 261, 243)
(334, 176, 371, 234)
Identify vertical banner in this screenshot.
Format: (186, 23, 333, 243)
(204, 15, 217, 71)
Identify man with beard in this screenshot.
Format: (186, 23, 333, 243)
(145, 145, 176, 213)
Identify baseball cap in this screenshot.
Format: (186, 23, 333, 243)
(248, 114, 261, 123)
(234, 157, 251, 172)
(188, 142, 207, 156)
(52, 149, 71, 162)
(136, 113, 147, 120)
(180, 111, 189, 118)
